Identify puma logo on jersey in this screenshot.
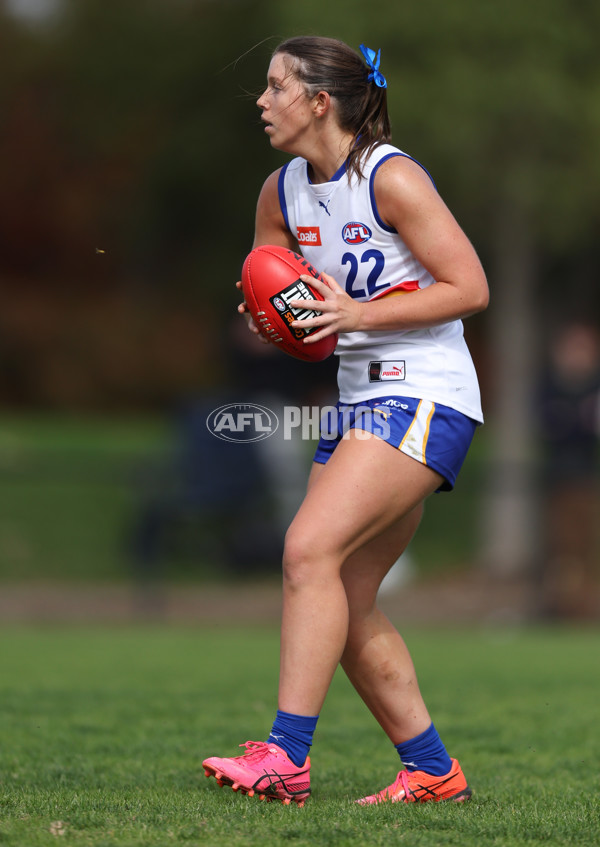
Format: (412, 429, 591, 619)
(369, 361, 406, 382)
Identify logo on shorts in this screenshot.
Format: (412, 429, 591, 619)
(380, 398, 409, 410)
(368, 361, 406, 382)
(342, 222, 372, 244)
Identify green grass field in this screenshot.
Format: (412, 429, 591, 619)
(1, 624, 598, 846)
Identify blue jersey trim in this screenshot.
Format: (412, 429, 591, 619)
(278, 162, 291, 232)
(369, 153, 437, 233)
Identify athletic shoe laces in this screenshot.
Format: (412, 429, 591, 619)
(382, 769, 411, 802)
(236, 741, 279, 763)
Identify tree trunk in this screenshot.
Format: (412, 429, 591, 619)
(479, 206, 541, 576)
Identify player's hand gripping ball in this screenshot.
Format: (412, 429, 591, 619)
(241, 245, 338, 362)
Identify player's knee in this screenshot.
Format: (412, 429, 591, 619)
(282, 531, 312, 586)
(282, 527, 329, 588)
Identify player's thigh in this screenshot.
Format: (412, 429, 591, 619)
(285, 430, 442, 567)
(307, 457, 424, 608)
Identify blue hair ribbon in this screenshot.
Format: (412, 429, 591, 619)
(359, 44, 387, 89)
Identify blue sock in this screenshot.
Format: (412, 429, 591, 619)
(268, 710, 319, 767)
(395, 722, 452, 776)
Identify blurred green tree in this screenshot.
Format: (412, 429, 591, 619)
(0, 0, 281, 406)
(0, 0, 277, 291)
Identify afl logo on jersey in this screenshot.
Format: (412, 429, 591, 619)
(342, 222, 372, 244)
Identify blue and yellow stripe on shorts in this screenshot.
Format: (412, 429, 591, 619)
(397, 399, 436, 466)
(313, 396, 478, 491)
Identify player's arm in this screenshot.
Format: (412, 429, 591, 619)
(292, 156, 488, 341)
(238, 169, 297, 337)
(252, 169, 297, 250)
(360, 156, 489, 330)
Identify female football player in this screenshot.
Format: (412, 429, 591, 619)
(203, 36, 488, 806)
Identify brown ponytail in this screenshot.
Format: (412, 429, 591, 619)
(274, 36, 391, 181)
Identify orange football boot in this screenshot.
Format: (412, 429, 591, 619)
(356, 758, 471, 805)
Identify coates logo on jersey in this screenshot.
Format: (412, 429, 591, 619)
(297, 226, 322, 246)
(342, 222, 372, 244)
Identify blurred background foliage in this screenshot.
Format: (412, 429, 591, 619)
(0, 0, 598, 590)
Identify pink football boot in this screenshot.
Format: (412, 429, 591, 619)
(203, 741, 311, 806)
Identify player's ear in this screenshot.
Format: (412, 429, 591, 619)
(312, 90, 330, 118)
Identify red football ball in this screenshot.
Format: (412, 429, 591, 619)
(241, 245, 338, 362)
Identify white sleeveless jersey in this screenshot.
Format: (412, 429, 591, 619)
(278, 144, 483, 422)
